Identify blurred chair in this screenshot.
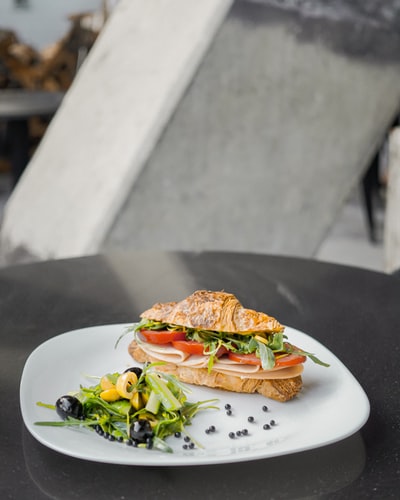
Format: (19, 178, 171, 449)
(384, 126, 400, 273)
(0, 89, 64, 185)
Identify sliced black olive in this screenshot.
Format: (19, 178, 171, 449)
(129, 419, 153, 444)
(55, 395, 84, 420)
(124, 367, 143, 378)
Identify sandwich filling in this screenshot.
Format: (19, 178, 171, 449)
(133, 319, 327, 379)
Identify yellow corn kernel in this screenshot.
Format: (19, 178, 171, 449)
(141, 390, 150, 404)
(116, 371, 138, 399)
(100, 388, 120, 402)
(254, 335, 268, 345)
(100, 375, 115, 391)
(139, 412, 158, 428)
(130, 391, 142, 410)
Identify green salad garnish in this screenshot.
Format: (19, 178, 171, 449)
(35, 363, 218, 453)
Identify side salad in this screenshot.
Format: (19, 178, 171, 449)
(35, 363, 218, 453)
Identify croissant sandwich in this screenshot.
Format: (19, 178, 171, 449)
(128, 290, 328, 402)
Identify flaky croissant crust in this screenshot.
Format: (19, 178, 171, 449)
(140, 290, 283, 334)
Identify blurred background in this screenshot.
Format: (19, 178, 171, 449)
(1, 0, 399, 272)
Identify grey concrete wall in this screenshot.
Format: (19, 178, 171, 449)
(0, 0, 233, 264)
(104, 1, 400, 257)
(1, 0, 400, 265)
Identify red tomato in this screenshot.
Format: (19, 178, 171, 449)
(275, 353, 306, 367)
(228, 351, 306, 367)
(215, 345, 229, 357)
(172, 340, 229, 357)
(138, 329, 186, 344)
(228, 352, 261, 365)
(172, 340, 204, 355)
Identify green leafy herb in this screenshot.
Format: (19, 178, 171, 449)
(285, 345, 330, 367)
(256, 341, 276, 370)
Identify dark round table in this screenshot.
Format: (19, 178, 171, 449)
(0, 251, 398, 499)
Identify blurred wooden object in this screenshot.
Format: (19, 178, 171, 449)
(40, 13, 99, 91)
(384, 127, 400, 273)
(0, 10, 105, 174)
(0, 13, 100, 92)
(0, 29, 42, 89)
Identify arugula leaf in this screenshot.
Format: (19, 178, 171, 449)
(285, 345, 330, 367)
(267, 332, 285, 351)
(256, 341, 275, 370)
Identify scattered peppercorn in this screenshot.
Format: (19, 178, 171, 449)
(242, 429, 249, 435)
(226, 409, 232, 416)
(248, 416, 255, 423)
(236, 430, 242, 436)
(270, 420, 276, 426)
(262, 405, 269, 412)
(263, 424, 271, 430)
(184, 436, 191, 442)
(174, 432, 181, 438)
(225, 403, 232, 410)
(229, 432, 235, 439)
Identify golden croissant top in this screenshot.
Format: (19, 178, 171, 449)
(140, 290, 284, 334)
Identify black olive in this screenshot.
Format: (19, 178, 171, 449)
(124, 367, 143, 378)
(129, 419, 153, 444)
(55, 395, 84, 420)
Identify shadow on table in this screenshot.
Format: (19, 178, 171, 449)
(22, 426, 366, 499)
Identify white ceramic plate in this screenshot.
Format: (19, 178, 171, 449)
(20, 324, 370, 466)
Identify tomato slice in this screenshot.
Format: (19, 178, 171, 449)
(172, 340, 204, 355)
(275, 353, 306, 367)
(228, 352, 261, 365)
(228, 351, 306, 368)
(172, 340, 229, 357)
(138, 329, 186, 344)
